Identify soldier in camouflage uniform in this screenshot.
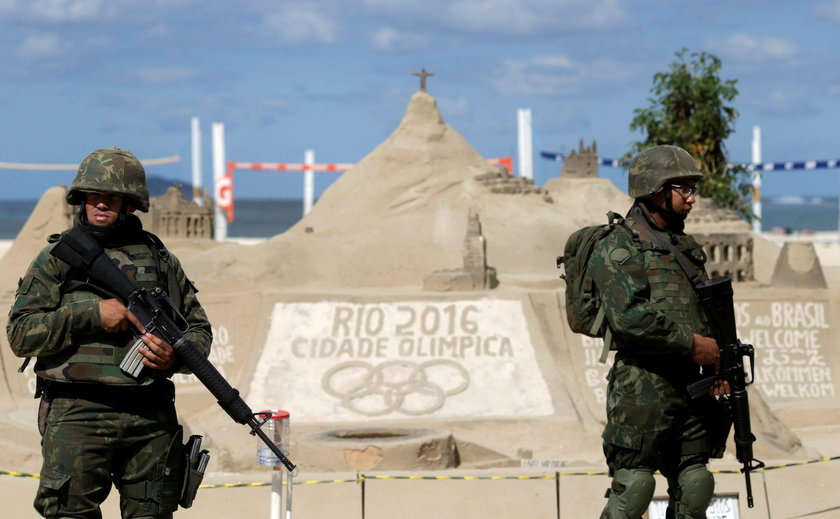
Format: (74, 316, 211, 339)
(7, 148, 212, 518)
(590, 145, 730, 519)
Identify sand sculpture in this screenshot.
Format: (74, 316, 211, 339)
(559, 139, 600, 179)
(0, 88, 838, 516)
(142, 185, 214, 240)
(423, 208, 498, 291)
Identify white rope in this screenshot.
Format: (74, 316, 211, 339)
(0, 155, 181, 171)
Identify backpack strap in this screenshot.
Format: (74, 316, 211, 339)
(600, 327, 614, 364)
(597, 211, 629, 364)
(633, 217, 704, 289)
(591, 306, 614, 363)
(143, 230, 188, 308)
(668, 240, 704, 288)
(18, 357, 31, 374)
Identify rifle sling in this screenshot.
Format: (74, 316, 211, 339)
(634, 216, 704, 290)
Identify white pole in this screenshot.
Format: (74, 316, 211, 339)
(751, 126, 762, 234)
(303, 149, 315, 216)
(517, 109, 533, 179)
(191, 117, 203, 206)
(212, 122, 228, 242)
(285, 471, 293, 519)
(270, 468, 283, 519)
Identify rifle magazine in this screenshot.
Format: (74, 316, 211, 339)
(119, 337, 147, 378)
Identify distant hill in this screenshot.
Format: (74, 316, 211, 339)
(146, 175, 193, 198)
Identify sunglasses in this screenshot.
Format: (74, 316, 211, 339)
(669, 183, 697, 197)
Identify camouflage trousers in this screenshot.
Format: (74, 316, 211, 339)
(602, 355, 721, 476)
(35, 379, 181, 519)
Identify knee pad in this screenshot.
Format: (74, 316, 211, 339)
(602, 468, 655, 519)
(673, 464, 714, 518)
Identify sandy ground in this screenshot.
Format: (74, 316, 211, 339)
(3, 463, 840, 518)
(3, 231, 840, 518)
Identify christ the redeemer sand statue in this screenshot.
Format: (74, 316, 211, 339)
(412, 68, 434, 92)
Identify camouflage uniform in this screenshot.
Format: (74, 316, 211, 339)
(6, 148, 211, 519)
(590, 146, 722, 519)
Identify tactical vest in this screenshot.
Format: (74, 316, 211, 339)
(34, 237, 181, 386)
(626, 213, 711, 336)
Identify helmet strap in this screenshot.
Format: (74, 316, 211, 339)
(663, 186, 676, 213)
(642, 186, 686, 231)
(79, 204, 129, 236)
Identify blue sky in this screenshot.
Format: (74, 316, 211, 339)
(1, 0, 839, 200)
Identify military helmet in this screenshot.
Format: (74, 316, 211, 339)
(627, 145, 703, 199)
(66, 148, 150, 212)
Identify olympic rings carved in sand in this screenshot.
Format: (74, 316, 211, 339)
(322, 360, 470, 416)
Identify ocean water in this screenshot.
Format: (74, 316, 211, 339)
(0, 200, 34, 239)
(0, 197, 837, 240)
(222, 199, 304, 237)
(758, 196, 839, 233)
(0, 199, 305, 239)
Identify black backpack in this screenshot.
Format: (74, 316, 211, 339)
(557, 211, 629, 363)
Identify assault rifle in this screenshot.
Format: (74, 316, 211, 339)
(50, 225, 296, 472)
(686, 276, 764, 508)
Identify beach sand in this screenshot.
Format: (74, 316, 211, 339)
(3, 229, 840, 518)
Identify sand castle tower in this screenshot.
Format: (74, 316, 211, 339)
(560, 139, 599, 179)
(685, 198, 755, 282)
(422, 208, 498, 291)
(141, 185, 214, 240)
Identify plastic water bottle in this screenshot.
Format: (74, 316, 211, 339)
(257, 447, 290, 466)
(256, 410, 290, 467)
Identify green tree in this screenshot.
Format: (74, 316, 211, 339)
(628, 49, 753, 219)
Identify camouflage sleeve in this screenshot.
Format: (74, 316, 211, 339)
(6, 246, 102, 358)
(168, 252, 212, 367)
(589, 231, 693, 356)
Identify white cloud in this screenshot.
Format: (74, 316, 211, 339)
(490, 58, 581, 96)
(0, 0, 145, 22)
(489, 54, 632, 96)
(758, 86, 811, 116)
(16, 32, 68, 59)
(529, 54, 576, 70)
(451, 0, 624, 33)
(134, 67, 200, 83)
(705, 33, 799, 62)
(0, 0, 21, 11)
(363, 0, 626, 35)
(86, 35, 110, 48)
(31, 0, 105, 21)
(264, 3, 338, 44)
(447, 0, 550, 33)
(815, 0, 840, 23)
(575, 0, 626, 29)
(370, 26, 428, 51)
(243, 93, 292, 116)
(437, 96, 469, 117)
(145, 23, 172, 40)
